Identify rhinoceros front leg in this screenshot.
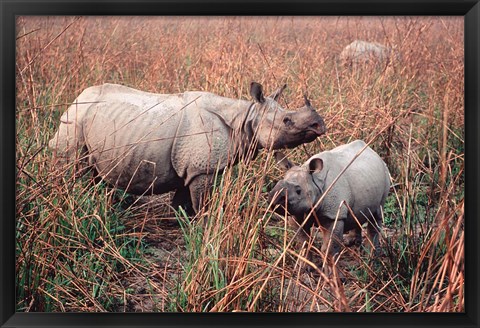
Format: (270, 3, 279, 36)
(343, 225, 362, 247)
(188, 174, 214, 213)
(366, 209, 383, 256)
(288, 216, 314, 263)
(321, 219, 345, 258)
(172, 186, 194, 215)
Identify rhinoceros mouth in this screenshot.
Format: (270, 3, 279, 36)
(304, 131, 321, 140)
(307, 125, 327, 136)
(268, 130, 321, 149)
(272, 202, 308, 220)
(298, 125, 326, 137)
(292, 130, 320, 144)
(282, 137, 316, 149)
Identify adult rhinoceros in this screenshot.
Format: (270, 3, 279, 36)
(49, 82, 327, 213)
(339, 40, 399, 68)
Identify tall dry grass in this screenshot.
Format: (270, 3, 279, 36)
(15, 16, 464, 312)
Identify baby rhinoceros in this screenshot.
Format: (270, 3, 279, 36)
(269, 140, 390, 261)
(49, 82, 327, 214)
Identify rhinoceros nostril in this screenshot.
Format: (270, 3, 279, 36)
(309, 121, 326, 135)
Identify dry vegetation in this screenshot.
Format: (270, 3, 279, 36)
(15, 16, 464, 312)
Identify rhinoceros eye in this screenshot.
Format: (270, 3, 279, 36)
(283, 116, 293, 127)
(295, 186, 302, 195)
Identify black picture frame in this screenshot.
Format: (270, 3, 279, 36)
(2, 0, 478, 327)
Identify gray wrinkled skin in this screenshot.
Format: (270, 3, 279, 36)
(49, 82, 326, 213)
(269, 140, 390, 258)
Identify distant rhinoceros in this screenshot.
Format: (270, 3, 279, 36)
(269, 140, 390, 259)
(339, 40, 398, 67)
(49, 82, 327, 213)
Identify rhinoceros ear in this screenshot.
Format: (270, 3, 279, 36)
(303, 94, 311, 107)
(309, 158, 324, 173)
(303, 94, 313, 108)
(250, 82, 266, 104)
(269, 84, 287, 102)
(274, 151, 294, 171)
(303, 94, 317, 112)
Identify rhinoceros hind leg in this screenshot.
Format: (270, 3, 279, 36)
(188, 174, 213, 214)
(172, 186, 194, 215)
(366, 209, 383, 256)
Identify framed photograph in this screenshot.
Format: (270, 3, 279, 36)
(2, 0, 478, 327)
